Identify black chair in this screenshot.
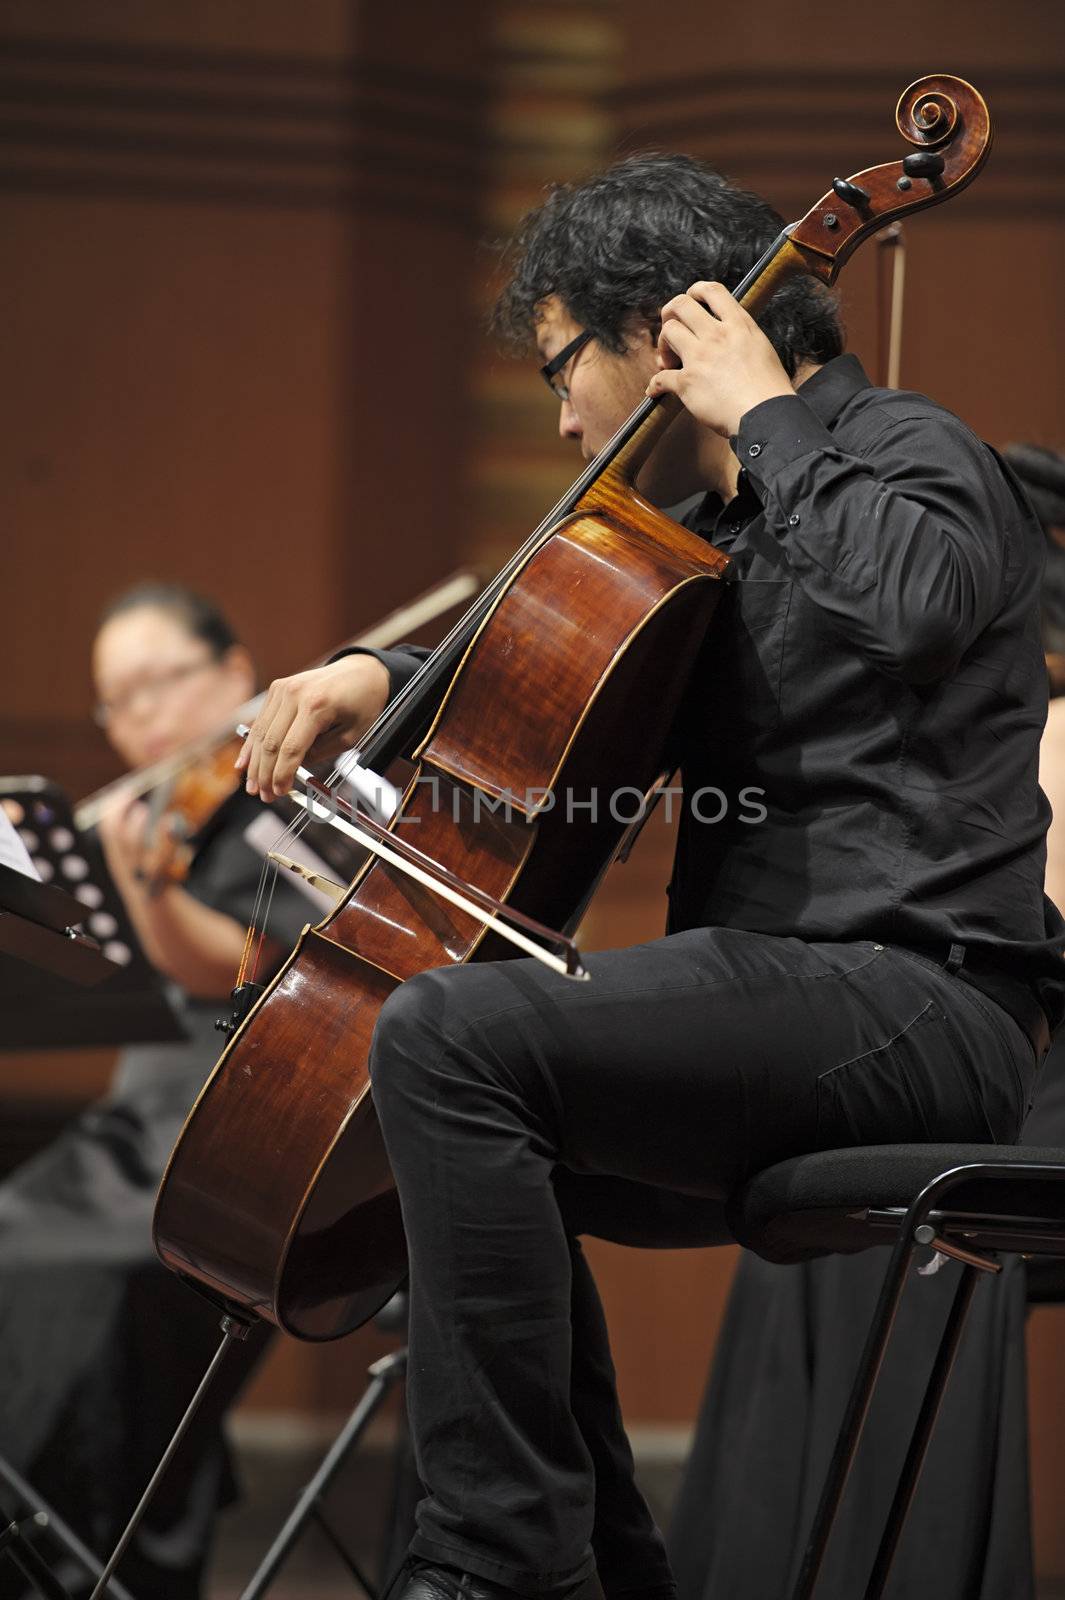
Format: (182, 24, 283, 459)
(726, 1143, 1065, 1600)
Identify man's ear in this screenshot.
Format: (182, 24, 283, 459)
(623, 317, 658, 354)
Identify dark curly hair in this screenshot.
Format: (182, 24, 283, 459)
(492, 152, 843, 378)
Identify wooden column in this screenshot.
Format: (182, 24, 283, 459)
(0, 0, 488, 1416)
(0, 0, 486, 792)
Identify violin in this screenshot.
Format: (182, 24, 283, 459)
(74, 572, 479, 895)
(154, 77, 993, 1340)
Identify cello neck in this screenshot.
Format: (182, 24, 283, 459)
(357, 230, 804, 773)
(597, 228, 804, 493)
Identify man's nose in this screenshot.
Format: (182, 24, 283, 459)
(558, 399, 581, 441)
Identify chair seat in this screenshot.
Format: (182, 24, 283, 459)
(727, 1143, 1065, 1264)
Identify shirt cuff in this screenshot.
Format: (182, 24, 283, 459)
(326, 645, 426, 701)
(732, 393, 837, 483)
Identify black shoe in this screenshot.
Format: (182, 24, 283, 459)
(390, 1558, 602, 1600)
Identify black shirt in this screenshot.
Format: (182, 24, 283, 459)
(363, 354, 1065, 1033)
(672, 354, 1065, 1030)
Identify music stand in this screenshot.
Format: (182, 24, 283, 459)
(0, 867, 143, 1600)
(0, 862, 116, 989)
(0, 778, 186, 1050)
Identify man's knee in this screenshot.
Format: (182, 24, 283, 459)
(370, 961, 537, 1114)
(370, 969, 446, 1092)
(370, 964, 503, 1094)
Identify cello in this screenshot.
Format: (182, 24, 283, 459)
(154, 75, 992, 1341)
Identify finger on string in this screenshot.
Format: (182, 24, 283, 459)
(654, 341, 682, 371)
(242, 683, 280, 753)
(303, 723, 352, 775)
(657, 318, 697, 364)
(646, 367, 683, 398)
(660, 291, 700, 325)
(242, 726, 264, 794)
(687, 281, 734, 320)
(267, 704, 338, 802)
(239, 687, 279, 790)
(663, 295, 722, 335)
(248, 696, 297, 800)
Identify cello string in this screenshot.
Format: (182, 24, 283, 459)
(242, 845, 278, 984)
(241, 795, 322, 977)
(250, 860, 284, 982)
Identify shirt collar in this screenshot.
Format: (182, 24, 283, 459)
(794, 352, 871, 430)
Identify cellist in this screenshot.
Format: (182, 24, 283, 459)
(239, 153, 1063, 1600)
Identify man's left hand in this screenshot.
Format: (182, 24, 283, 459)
(646, 281, 793, 437)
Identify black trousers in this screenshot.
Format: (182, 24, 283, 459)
(368, 928, 1037, 1597)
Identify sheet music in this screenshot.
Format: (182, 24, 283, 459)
(0, 806, 41, 880)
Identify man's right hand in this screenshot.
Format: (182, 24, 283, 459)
(235, 654, 392, 803)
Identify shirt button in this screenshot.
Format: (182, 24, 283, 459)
(748, 443, 763, 457)
(788, 513, 800, 526)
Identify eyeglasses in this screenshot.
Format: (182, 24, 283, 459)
(94, 655, 217, 727)
(540, 329, 593, 401)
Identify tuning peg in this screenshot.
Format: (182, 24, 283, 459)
(831, 177, 871, 209)
(902, 150, 946, 180)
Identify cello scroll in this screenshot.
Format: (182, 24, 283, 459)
(604, 74, 990, 490)
(785, 74, 991, 279)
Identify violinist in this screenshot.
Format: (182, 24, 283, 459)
(0, 584, 305, 1600)
(239, 153, 1063, 1600)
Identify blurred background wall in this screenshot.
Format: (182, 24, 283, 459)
(2, 0, 1065, 1581)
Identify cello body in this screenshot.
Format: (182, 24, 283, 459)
(154, 484, 728, 1339)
